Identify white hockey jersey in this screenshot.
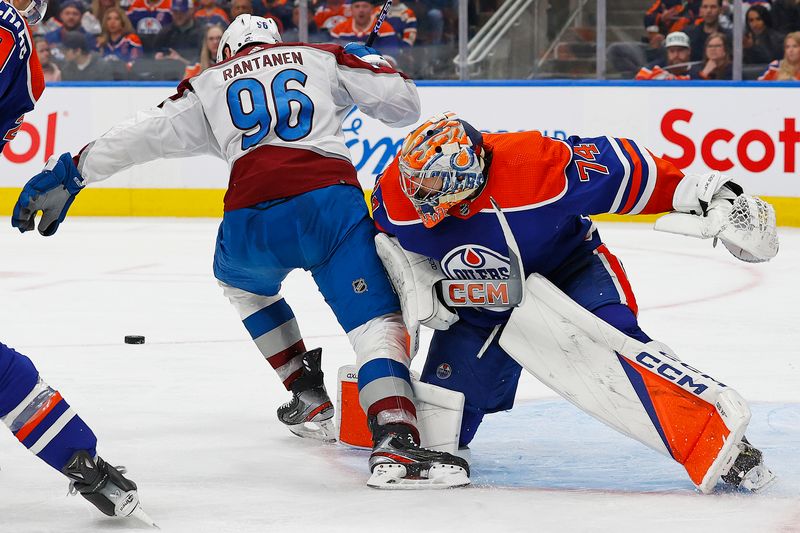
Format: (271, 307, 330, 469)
(76, 42, 420, 210)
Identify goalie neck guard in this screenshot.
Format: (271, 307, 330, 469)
(398, 112, 487, 228)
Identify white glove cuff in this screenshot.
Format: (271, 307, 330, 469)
(672, 171, 741, 214)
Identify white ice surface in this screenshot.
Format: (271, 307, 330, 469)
(0, 219, 798, 533)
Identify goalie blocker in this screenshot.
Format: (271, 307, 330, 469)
(499, 274, 775, 493)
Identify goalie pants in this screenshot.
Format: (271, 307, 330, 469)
(0, 341, 98, 471)
(420, 240, 652, 447)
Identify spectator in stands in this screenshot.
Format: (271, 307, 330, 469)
(229, 0, 253, 18)
(773, 0, 800, 33)
(258, 0, 291, 31)
(381, 1, 416, 47)
(35, 7, 64, 37)
(689, 31, 733, 78)
(635, 31, 694, 79)
(46, 2, 98, 51)
(644, 0, 697, 35)
(97, 7, 143, 62)
(154, 0, 204, 66)
(685, 0, 731, 60)
(759, 31, 800, 79)
(281, 4, 325, 42)
(646, 25, 666, 50)
(314, 0, 350, 34)
(35, 37, 63, 82)
(608, 28, 668, 78)
(82, 0, 121, 35)
(740, 0, 774, 8)
(61, 31, 114, 80)
(200, 23, 223, 67)
(194, 0, 229, 26)
(418, 0, 446, 45)
(744, 4, 786, 63)
(183, 23, 223, 76)
(329, 0, 401, 53)
(127, 0, 174, 53)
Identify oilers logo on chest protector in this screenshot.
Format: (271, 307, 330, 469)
(442, 245, 510, 281)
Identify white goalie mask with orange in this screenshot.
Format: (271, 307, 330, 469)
(399, 112, 486, 228)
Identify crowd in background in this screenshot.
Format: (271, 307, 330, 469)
(30, 0, 462, 81)
(29, 0, 800, 82)
(624, 0, 800, 80)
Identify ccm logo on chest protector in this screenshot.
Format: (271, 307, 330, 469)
(441, 280, 511, 307)
(440, 245, 515, 307)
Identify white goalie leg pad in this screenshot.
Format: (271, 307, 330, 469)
(411, 378, 465, 453)
(336, 364, 464, 454)
(498, 274, 752, 493)
(374, 233, 459, 357)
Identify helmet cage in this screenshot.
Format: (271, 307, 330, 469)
(399, 143, 484, 228)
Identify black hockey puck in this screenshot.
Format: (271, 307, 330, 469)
(124, 335, 145, 345)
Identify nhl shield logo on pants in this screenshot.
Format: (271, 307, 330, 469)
(352, 278, 368, 293)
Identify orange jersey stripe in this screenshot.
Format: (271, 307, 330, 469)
(15, 392, 63, 442)
(618, 138, 643, 215)
(641, 148, 684, 214)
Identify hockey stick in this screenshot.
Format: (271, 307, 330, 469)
(366, 0, 393, 47)
(662, 60, 702, 71)
(439, 197, 526, 309)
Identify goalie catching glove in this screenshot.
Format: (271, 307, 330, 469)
(12, 152, 85, 236)
(655, 171, 778, 263)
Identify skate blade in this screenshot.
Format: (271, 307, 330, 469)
(129, 504, 159, 529)
(287, 417, 337, 443)
(367, 463, 471, 490)
(742, 466, 777, 492)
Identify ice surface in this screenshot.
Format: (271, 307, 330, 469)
(0, 219, 798, 533)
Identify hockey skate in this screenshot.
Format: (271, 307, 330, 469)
(720, 437, 776, 492)
(277, 348, 336, 443)
(62, 450, 156, 527)
(367, 423, 470, 489)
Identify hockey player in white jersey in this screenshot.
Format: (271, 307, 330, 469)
(12, 15, 470, 488)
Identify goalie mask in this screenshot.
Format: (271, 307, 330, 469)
(218, 14, 282, 63)
(399, 112, 486, 228)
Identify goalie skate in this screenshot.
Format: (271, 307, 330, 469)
(367, 425, 470, 489)
(720, 438, 777, 492)
(277, 348, 336, 443)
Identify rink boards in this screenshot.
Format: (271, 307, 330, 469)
(1, 81, 799, 225)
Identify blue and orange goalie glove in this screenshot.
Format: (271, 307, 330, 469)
(12, 152, 85, 236)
